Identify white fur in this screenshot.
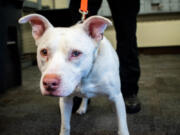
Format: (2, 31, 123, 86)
(19, 14, 129, 135)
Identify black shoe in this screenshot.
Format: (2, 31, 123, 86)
(124, 95, 141, 114)
(72, 97, 82, 113)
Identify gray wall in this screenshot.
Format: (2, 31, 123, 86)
(98, 0, 180, 16)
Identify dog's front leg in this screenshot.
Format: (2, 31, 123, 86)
(59, 97, 73, 135)
(112, 93, 129, 135)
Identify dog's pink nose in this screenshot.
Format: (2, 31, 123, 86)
(43, 74, 60, 91)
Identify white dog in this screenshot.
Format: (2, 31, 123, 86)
(19, 14, 129, 135)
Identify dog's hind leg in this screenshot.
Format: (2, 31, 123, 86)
(76, 97, 88, 115)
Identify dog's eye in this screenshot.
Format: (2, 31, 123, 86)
(69, 50, 82, 61)
(71, 50, 82, 58)
(40, 48, 48, 57)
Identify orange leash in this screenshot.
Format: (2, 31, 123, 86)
(80, 0, 88, 12)
(79, 0, 88, 22)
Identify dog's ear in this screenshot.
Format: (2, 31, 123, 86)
(19, 14, 53, 40)
(82, 16, 112, 42)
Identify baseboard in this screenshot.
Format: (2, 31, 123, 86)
(21, 53, 37, 68)
(138, 46, 180, 54)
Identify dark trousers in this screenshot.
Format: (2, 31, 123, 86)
(69, 0, 141, 97)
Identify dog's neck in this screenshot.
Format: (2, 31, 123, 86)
(83, 42, 100, 79)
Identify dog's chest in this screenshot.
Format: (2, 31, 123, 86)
(73, 78, 108, 98)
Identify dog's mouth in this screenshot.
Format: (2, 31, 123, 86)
(42, 84, 80, 97)
(42, 90, 68, 97)
(40, 74, 82, 97)
(44, 93, 62, 97)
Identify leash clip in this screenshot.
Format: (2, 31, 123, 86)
(79, 0, 88, 22)
(79, 9, 88, 22)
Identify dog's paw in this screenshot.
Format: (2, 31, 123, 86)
(76, 107, 87, 115)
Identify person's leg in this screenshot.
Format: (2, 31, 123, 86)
(69, 0, 81, 24)
(107, 0, 141, 113)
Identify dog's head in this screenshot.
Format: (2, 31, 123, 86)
(19, 14, 112, 97)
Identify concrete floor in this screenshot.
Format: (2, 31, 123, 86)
(0, 54, 180, 135)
